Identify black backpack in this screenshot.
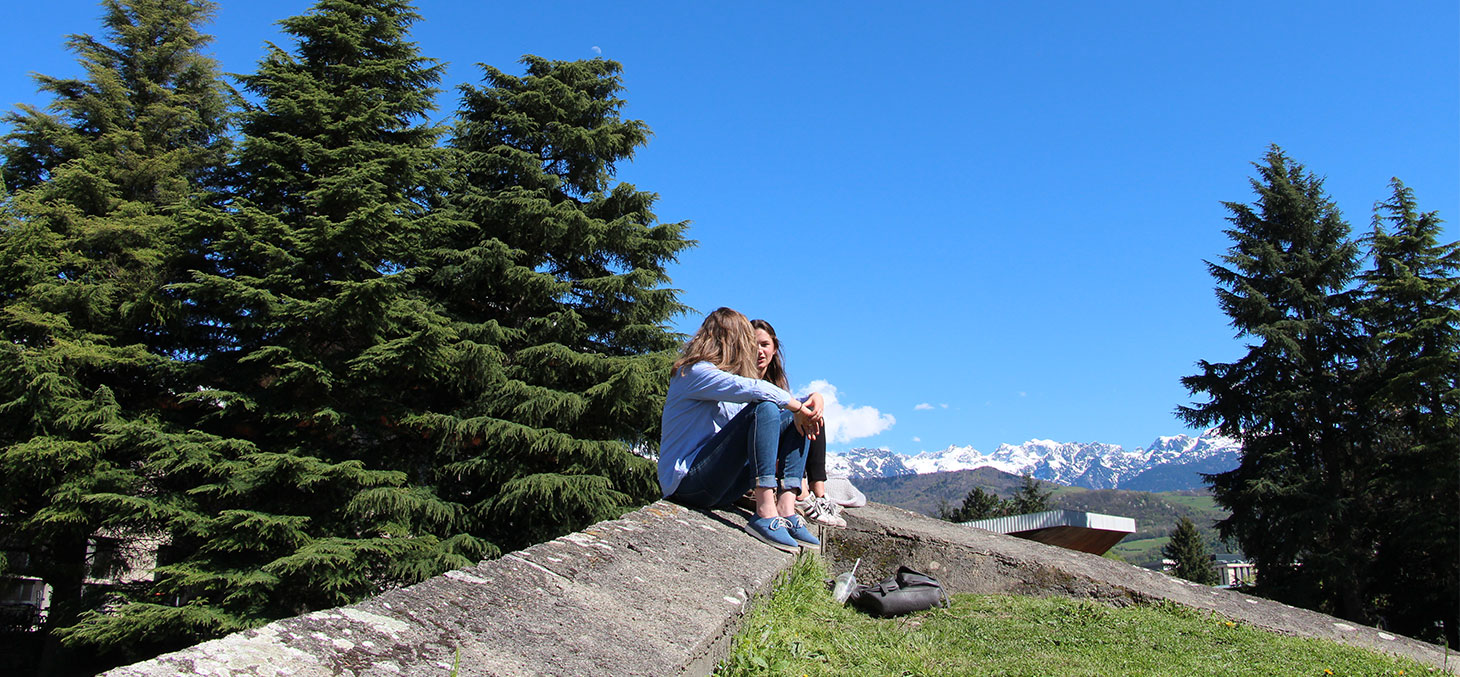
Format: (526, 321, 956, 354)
(849, 566, 951, 617)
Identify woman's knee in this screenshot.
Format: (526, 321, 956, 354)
(751, 400, 780, 419)
(748, 400, 797, 430)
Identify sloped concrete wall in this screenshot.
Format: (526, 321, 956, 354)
(106, 500, 1456, 675)
(825, 502, 1456, 673)
(104, 502, 795, 677)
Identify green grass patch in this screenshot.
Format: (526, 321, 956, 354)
(1109, 536, 1170, 566)
(1163, 493, 1219, 512)
(719, 555, 1431, 676)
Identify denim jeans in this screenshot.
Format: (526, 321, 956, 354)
(670, 400, 808, 509)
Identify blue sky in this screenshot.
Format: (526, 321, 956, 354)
(4, 1, 1456, 455)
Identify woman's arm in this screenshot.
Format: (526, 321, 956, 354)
(677, 361, 796, 407)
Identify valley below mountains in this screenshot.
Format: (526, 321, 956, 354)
(854, 468, 1233, 567)
(828, 428, 1241, 492)
(834, 430, 1243, 567)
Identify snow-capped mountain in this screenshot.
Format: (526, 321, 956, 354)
(831, 429, 1241, 491)
(824, 447, 915, 479)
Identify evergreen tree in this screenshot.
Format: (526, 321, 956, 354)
(1163, 516, 1218, 585)
(436, 56, 692, 551)
(3, 1, 694, 668)
(939, 476, 1051, 523)
(0, 0, 232, 670)
(1008, 474, 1053, 515)
(1356, 179, 1459, 646)
(63, 0, 488, 655)
(939, 486, 1004, 522)
(1179, 147, 1369, 621)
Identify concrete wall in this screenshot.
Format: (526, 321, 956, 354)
(104, 502, 795, 677)
(106, 500, 1457, 675)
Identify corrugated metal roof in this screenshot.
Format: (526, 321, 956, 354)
(958, 510, 1137, 555)
(963, 509, 1136, 535)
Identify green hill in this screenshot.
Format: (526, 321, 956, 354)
(855, 470, 1231, 567)
(855, 468, 1026, 516)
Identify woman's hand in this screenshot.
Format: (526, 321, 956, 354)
(803, 392, 825, 422)
(793, 392, 826, 439)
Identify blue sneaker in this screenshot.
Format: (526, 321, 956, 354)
(745, 516, 800, 553)
(784, 515, 821, 550)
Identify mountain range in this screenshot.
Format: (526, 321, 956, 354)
(828, 429, 1242, 492)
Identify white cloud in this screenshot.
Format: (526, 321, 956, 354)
(797, 379, 895, 444)
(915, 403, 934, 411)
(591, 45, 602, 55)
(940, 403, 949, 409)
(912, 436, 921, 442)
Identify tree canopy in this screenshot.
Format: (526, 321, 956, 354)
(1182, 147, 1458, 647)
(0, 0, 692, 672)
(0, 1, 234, 671)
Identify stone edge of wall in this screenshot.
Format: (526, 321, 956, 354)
(104, 501, 796, 677)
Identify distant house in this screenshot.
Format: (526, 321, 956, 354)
(1157, 554, 1257, 588)
(1214, 554, 1256, 587)
(0, 574, 46, 632)
(1, 532, 166, 632)
(962, 509, 1136, 556)
(1, 549, 49, 633)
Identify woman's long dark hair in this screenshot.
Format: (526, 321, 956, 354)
(750, 319, 789, 390)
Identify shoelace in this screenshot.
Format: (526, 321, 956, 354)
(809, 497, 825, 515)
(804, 496, 828, 517)
(819, 496, 842, 516)
(767, 515, 792, 531)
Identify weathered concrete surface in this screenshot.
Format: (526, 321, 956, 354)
(102, 500, 1455, 675)
(825, 502, 1457, 673)
(104, 501, 794, 677)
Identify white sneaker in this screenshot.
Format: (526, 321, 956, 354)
(803, 496, 846, 528)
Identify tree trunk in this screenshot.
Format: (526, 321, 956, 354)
(36, 535, 89, 676)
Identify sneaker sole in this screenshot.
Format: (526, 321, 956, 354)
(743, 524, 800, 553)
(805, 506, 846, 529)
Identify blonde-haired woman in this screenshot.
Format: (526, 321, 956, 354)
(659, 308, 824, 552)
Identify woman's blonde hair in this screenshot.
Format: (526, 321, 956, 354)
(673, 307, 758, 378)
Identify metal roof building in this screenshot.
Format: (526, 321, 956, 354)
(962, 509, 1136, 555)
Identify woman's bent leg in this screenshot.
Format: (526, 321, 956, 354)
(796, 429, 845, 527)
(775, 409, 808, 491)
(670, 401, 781, 509)
(806, 433, 827, 487)
(671, 402, 804, 552)
(770, 409, 821, 547)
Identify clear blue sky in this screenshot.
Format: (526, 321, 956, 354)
(4, 1, 1456, 455)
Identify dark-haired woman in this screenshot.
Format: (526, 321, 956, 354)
(659, 308, 826, 552)
(751, 319, 845, 528)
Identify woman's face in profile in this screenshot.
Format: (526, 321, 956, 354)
(754, 329, 776, 377)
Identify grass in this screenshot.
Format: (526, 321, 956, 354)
(1108, 535, 1170, 566)
(718, 555, 1436, 676)
(1162, 493, 1220, 512)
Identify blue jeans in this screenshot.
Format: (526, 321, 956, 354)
(670, 400, 808, 509)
